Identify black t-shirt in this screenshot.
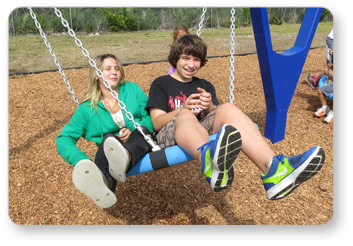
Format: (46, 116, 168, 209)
(146, 75, 219, 113)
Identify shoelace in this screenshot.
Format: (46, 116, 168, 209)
(197, 140, 214, 151)
(276, 154, 285, 164)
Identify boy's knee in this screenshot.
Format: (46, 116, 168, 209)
(175, 109, 197, 124)
(218, 102, 240, 112)
(178, 108, 194, 118)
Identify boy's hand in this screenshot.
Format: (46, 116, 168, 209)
(183, 93, 202, 114)
(197, 87, 212, 111)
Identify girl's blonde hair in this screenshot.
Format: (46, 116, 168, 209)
(82, 54, 125, 112)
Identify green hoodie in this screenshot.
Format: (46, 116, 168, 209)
(56, 82, 153, 166)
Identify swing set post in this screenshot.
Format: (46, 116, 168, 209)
(250, 7, 323, 143)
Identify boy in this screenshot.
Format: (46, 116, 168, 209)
(146, 35, 325, 199)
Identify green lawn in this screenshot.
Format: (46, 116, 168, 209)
(9, 22, 333, 74)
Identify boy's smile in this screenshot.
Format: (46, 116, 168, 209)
(172, 54, 201, 82)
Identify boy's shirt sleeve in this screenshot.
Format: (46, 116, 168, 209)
(146, 78, 169, 113)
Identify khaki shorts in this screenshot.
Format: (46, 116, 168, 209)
(156, 107, 217, 149)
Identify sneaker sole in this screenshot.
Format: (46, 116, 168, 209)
(72, 160, 117, 208)
(267, 147, 325, 200)
(315, 112, 328, 117)
(103, 137, 129, 183)
(211, 124, 242, 192)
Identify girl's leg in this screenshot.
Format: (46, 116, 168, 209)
(103, 127, 152, 183)
(174, 109, 209, 163)
(212, 102, 275, 174)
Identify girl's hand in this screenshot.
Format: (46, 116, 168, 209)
(118, 128, 131, 142)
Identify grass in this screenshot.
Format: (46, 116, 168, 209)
(9, 22, 332, 74)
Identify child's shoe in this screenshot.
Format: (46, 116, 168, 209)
(306, 73, 318, 89)
(324, 110, 333, 124)
(198, 124, 242, 192)
(104, 136, 130, 183)
(261, 146, 325, 200)
(314, 105, 330, 117)
(72, 159, 117, 208)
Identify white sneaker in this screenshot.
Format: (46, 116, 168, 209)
(104, 137, 130, 183)
(72, 159, 117, 208)
(324, 110, 333, 124)
(314, 105, 330, 117)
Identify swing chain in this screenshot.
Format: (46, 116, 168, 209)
(229, 8, 236, 104)
(53, 8, 161, 152)
(197, 7, 207, 37)
(27, 7, 80, 105)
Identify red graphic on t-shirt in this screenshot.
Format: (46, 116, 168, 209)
(169, 91, 187, 111)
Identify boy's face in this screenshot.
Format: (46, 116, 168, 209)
(173, 53, 201, 82)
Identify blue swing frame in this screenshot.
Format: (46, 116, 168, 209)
(251, 7, 323, 143)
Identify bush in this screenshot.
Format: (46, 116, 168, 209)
(103, 9, 137, 32)
(270, 15, 283, 25)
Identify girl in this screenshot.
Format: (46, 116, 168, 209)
(57, 54, 154, 208)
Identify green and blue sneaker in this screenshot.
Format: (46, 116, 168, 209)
(261, 146, 325, 200)
(198, 124, 242, 192)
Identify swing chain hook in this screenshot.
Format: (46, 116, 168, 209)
(53, 7, 161, 151)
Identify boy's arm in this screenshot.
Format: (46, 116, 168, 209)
(150, 107, 184, 132)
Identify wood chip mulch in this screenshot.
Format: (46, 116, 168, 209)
(9, 48, 333, 225)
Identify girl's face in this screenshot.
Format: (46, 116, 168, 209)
(173, 53, 201, 82)
(98, 57, 121, 89)
(176, 30, 187, 39)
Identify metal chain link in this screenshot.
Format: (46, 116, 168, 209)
(28, 7, 80, 105)
(229, 8, 236, 104)
(53, 8, 160, 151)
(197, 7, 207, 37)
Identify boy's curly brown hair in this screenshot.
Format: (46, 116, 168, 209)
(168, 34, 208, 68)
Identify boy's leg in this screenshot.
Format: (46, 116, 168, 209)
(173, 109, 241, 192)
(174, 109, 209, 162)
(212, 102, 274, 174)
(212, 103, 325, 199)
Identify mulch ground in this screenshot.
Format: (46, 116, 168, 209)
(9, 47, 333, 225)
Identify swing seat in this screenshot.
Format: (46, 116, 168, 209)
(127, 134, 217, 176)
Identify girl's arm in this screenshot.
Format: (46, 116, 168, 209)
(56, 106, 90, 166)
